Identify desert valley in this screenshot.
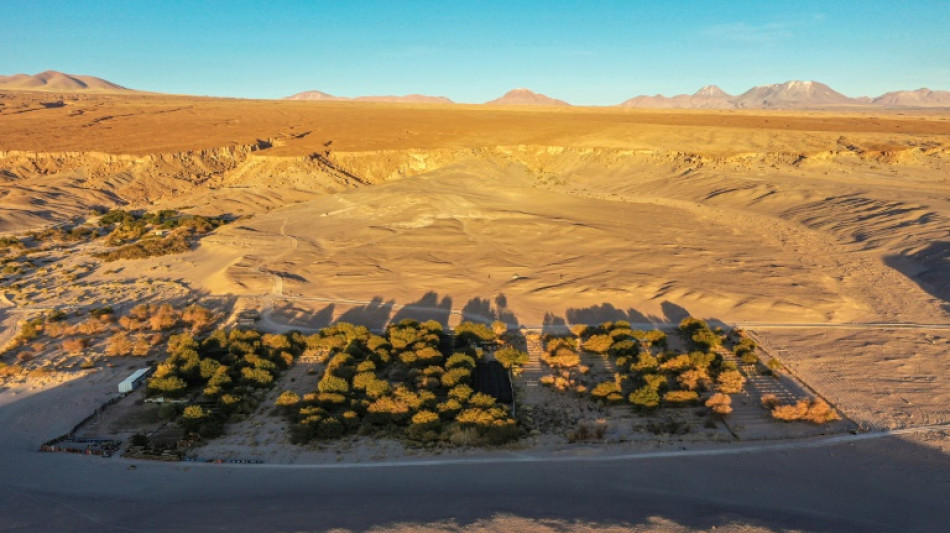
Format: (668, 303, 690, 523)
(1, 69, 950, 532)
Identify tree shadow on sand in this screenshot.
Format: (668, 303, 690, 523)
(390, 291, 453, 328)
(461, 293, 519, 326)
(564, 301, 693, 326)
(334, 297, 395, 331)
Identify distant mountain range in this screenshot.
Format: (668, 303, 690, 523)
(284, 90, 453, 104)
(620, 81, 950, 109)
(0, 70, 129, 92)
(3, 71, 949, 108)
(620, 85, 733, 109)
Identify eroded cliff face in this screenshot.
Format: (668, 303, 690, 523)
(1, 139, 947, 232)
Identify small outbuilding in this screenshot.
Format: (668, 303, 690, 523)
(237, 309, 260, 327)
(118, 367, 153, 394)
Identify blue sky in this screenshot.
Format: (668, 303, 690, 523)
(2, 1, 948, 104)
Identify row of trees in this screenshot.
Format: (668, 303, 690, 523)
(278, 320, 520, 446)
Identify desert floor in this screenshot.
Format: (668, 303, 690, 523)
(1, 91, 949, 531)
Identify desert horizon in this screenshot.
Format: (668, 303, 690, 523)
(5, 69, 950, 109)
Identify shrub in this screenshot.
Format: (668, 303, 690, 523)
(591, 381, 621, 400)
(760, 393, 780, 409)
(119, 316, 145, 332)
(106, 331, 133, 356)
(659, 354, 691, 373)
(276, 390, 301, 408)
(642, 373, 667, 392)
(131, 334, 152, 357)
(629, 386, 660, 410)
(407, 410, 441, 441)
(677, 368, 711, 391)
(740, 352, 759, 364)
(448, 384, 474, 402)
(317, 375, 349, 394)
(182, 304, 216, 332)
(437, 399, 462, 419)
(352, 371, 376, 391)
(183, 404, 208, 420)
(149, 376, 187, 397)
(441, 367, 471, 388)
(716, 370, 746, 394)
(89, 307, 115, 320)
(608, 339, 639, 358)
(582, 334, 613, 354)
(544, 347, 580, 369)
(663, 390, 699, 406)
(705, 393, 732, 416)
(366, 396, 411, 425)
(61, 337, 87, 355)
(688, 351, 716, 370)
(149, 304, 179, 331)
(771, 398, 839, 424)
(455, 321, 496, 346)
(241, 366, 274, 386)
(468, 392, 497, 409)
(364, 379, 391, 399)
(631, 352, 658, 372)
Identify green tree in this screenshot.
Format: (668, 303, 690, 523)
(494, 347, 528, 369)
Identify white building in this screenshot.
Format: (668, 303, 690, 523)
(118, 368, 153, 393)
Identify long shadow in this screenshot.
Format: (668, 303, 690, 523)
(390, 291, 453, 327)
(333, 297, 394, 330)
(563, 301, 689, 327)
(311, 303, 335, 328)
(541, 312, 567, 336)
(884, 241, 950, 313)
(660, 301, 691, 323)
(566, 303, 629, 324)
(494, 293, 519, 326)
(461, 297, 494, 323)
(459, 294, 520, 327)
(270, 302, 337, 330)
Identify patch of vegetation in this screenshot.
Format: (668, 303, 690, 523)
(540, 318, 746, 419)
(1, 302, 219, 368)
(94, 233, 192, 261)
(147, 328, 306, 438)
(278, 319, 519, 446)
(92, 209, 229, 262)
(763, 395, 839, 424)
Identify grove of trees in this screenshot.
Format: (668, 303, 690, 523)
(279, 320, 519, 446)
